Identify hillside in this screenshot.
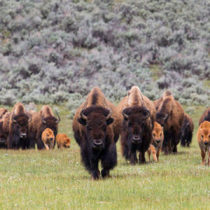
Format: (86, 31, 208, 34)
(0, 0, 209, 109)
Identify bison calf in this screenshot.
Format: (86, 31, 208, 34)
(41, 128, 55, 150)
(56, 134, 71, 149)
(147, 122, 164, 162)
(197, 121, 210, 166)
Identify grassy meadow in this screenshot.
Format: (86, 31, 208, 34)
(0, 105, 209, 210)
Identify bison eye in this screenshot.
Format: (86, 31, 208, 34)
(160, 133, 162, 137)
(153, 133, 155, 137)
(201, 135, 204, 139)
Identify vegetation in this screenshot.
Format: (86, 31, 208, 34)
(0, 105, 209, 209)
(0, 0, 209, 110)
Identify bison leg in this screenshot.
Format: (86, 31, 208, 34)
(139, 151, 146, 164)
(208, 149, 210, 166)
(101, 143, 117, 178)
(201, 150, 206, 165)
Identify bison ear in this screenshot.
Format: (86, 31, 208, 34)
(106, 117, 114, 125)
(77, 117, 86, 125)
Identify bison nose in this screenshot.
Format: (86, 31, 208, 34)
(93, 139, 103, 146)
(204, 142, 208, 146)
(20, 133, 27, 138)
(50, 138, 54, 141)
(132, 135, 141, 143)
(156, 140, 161, 143)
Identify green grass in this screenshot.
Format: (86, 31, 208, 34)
(0, 105, 209, 210)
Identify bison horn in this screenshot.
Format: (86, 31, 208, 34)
(122, 108, 129, 120)
(105, 109, 112, 119)
(55, 110, 61, 123)
(80, 110, 88, 120)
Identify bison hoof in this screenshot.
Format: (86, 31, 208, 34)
(92, 170, 100, 180)
(101, 169, 110, 178)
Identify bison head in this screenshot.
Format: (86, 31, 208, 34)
(122, 106, 150, 144)
(78, 106, 114, 150)
(12, 114, 29, 139)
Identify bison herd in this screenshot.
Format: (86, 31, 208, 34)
(0, 86, 209, 179)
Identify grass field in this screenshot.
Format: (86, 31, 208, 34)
(0, 105, 209, 209)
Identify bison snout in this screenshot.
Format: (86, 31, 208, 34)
(20, 133, 27, 138)
(156, 140, 161, 143)
(204, 142, 208, 146)
(93, 139, 103, 147)
(50, 138, 54, 141)
(132, 135, 141, 144)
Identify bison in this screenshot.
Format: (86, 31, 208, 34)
(56, 133, 71, 149)
(72, 87, 121, 179)
(28, 105, 60, 149)
(180, 113, 194, 147)
(2, 103, 30, 149)
(197, 121, 210, 166)
(199, 107, 210, 125)
(156, 91, 184, 154)
(117, 86, 156, 164)
(147, 122, 164, 162)
(41, 128, 55, 150)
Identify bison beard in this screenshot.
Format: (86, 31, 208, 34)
(121, 106, 152, 164)
(8, 114, 30, 149)
(75, 106, 117, 180)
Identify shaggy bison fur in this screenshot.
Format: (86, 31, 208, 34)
(72, 87, 121, 179)
(180, 113, 194, 147)
(199, 108, 210, 125)
(117, 86, 156, 164)
(156, 91, 184, 154)
(2, 103, 30, 149)
(28, 105, 60, 149)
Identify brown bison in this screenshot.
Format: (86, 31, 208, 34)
(156, 91, 184, 154)
(2, 103, 30, 149)
(41, 128, 55, 150)
(197, 121, 210, 166)
(28, 105, 60, 149)
(180, 113, 194, 147)
(147, 122, 164, 162)
(56, 133, 71, 149)
(72, 87, 121, 179)
(117, 86, 156, 164)
(199, 107, 210, 125)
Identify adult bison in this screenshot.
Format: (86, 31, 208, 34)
(28, 105, 60, 149)
(156, 91, 184, 154)
(199, 107, 210, 125)
(72, 87, 121, 179)
(1, 103, 30, 149)
(117, 86, 156, 164)
(0, 108, 8, 148)
(180, 113, 194, 147)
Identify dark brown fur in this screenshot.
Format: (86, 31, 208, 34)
(2, 103, 30, 149)
(28, 105, 60, 149)
(181, 113, 194, 147)
(199, 107, 210, 125)
(156, 91, 184, 154)
(117, 86, 156, 164)
(72, 87, 121, 179)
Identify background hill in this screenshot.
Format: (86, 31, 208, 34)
(0, 0, 209, 111)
